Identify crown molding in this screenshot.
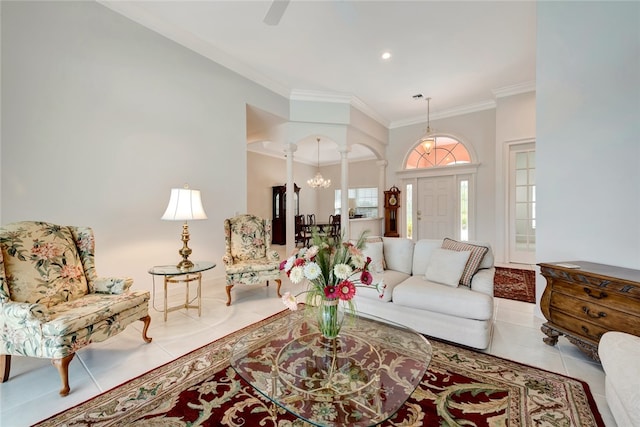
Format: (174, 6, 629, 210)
(390, 99, 497, 129)
(492, 81, 536, 98)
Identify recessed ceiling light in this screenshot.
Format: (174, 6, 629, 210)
(381, 51, 392, 60)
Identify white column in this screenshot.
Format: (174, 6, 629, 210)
(339, 146, 350, 239)
(377, 160, 388, 219)
(284, 142, 297, 254)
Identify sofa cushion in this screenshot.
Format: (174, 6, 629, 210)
(356, 269, 410, 303)
(425, 249, 471, 287)
(42, 290, 150, 336)
(382, 238, 414, 275)
(392, 276, 494, 320)
(441, 238, 489, 287)
(412, 240, 442, 276)
(599, 331, 640, 427)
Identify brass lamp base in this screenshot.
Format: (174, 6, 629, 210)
(177, 222, 194, 271)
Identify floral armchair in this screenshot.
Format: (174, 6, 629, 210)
(0, 221, 151, 396)
(223, 214, 281, 306)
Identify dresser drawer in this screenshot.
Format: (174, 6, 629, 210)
(549, 310, 609, 343)
(549, 292, 640, 335)
(550, 279, 640, 315)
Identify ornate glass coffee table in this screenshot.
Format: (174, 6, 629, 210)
(230, 307, 432, 426)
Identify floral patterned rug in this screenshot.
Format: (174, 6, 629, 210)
(494, 266, 537, 303)
(35, 310, 603, 427)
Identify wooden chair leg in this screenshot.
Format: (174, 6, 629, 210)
(140, 315, 152, 343)
(276, 279, 282, 298)
(52, 353, 75, 396)
(1, 355, 11, 382)
(226, 284, 234, 306)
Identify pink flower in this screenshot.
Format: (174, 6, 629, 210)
(360, 271, 373, 285)
(337, 280, 356, 301)
(324, 286, 338, 299)
(60, 264, 83, 280)
(279, 260, 287, 270)
(282, 292, 298, 311)
(31, 243, 62, 260)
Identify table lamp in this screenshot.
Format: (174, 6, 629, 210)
(161, 184, 208, 270)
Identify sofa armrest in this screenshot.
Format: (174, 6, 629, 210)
(223, 254, 234, 267)
(92, 277, 133, 294)
(470, 267, 495, 297)
(1, 301, 49, 327)
(267, 249, 280, 262)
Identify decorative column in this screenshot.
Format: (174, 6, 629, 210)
(284, 142, 297, 254)
(377, 160, 388, 219)
(339, 146, 350, 239)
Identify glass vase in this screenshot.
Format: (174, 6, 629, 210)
(317, 298, 344, 340)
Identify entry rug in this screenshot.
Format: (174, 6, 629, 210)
(35, 310, 603, 427)
(494, 266, 536, 303)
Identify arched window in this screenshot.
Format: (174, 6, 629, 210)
(405, 136, 471, 169)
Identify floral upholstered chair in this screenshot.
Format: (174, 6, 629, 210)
(0, 221, 151, 396)
(223, 214, 281, 306)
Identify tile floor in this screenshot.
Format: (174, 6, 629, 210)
(0, 269, 616, 426)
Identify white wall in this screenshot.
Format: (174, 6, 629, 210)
(247, 151, 317, 220)
(1, 2, 288, 288)
(494, 91, 536, 263)
(536, 2, 640, 307)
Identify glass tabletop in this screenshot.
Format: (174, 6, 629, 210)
(148, 261, 216, 276)
(230, 307, 432, 426)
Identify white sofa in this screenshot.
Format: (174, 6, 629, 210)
(598, 331, 640, 427)
(354, 237, 495, 349)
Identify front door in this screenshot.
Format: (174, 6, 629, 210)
(417, 176, 455, 240)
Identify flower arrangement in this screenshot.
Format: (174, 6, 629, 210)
(280, 230, 385, 337)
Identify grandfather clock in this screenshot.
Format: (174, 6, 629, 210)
(384, 186, 401, 237)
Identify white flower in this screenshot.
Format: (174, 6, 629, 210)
(333, 263, 352, 280)
(284, 255, 296, 272)
(282, 292, 298, 311)
(289, 266, 305, 284)
(351, 254, 365, 269)
(303, 262, 321, 281)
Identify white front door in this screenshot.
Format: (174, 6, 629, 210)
(417, 176, 455, 240)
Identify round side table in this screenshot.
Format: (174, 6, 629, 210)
(148, 261, 216, 321)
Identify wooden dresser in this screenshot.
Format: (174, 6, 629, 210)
(539, 261, 640, 361)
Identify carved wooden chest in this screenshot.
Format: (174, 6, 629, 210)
(539, 261, 640, 361)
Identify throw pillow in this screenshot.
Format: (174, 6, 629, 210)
(441, 238, 489, 287)
(425, 248, 471, 287)
(362, 240, 385, 273)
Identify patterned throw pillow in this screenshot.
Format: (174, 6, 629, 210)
(441, 238, 489, 287)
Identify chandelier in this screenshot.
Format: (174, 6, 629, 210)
(307, 138, 331, 189)
(419, 97, 436, 154)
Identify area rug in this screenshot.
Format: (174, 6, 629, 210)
(494, 266, 536, 303)
(35, 310, 603, 427)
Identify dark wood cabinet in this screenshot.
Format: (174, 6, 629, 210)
(539, 261, 640, 361)
(272, 184, 300, 245)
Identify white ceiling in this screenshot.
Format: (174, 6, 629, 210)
(101, 0, 537, 164)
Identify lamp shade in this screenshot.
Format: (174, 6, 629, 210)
(161, 187, 208, 221)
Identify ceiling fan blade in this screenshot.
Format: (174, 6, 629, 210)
(263, 0, 290, 26)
